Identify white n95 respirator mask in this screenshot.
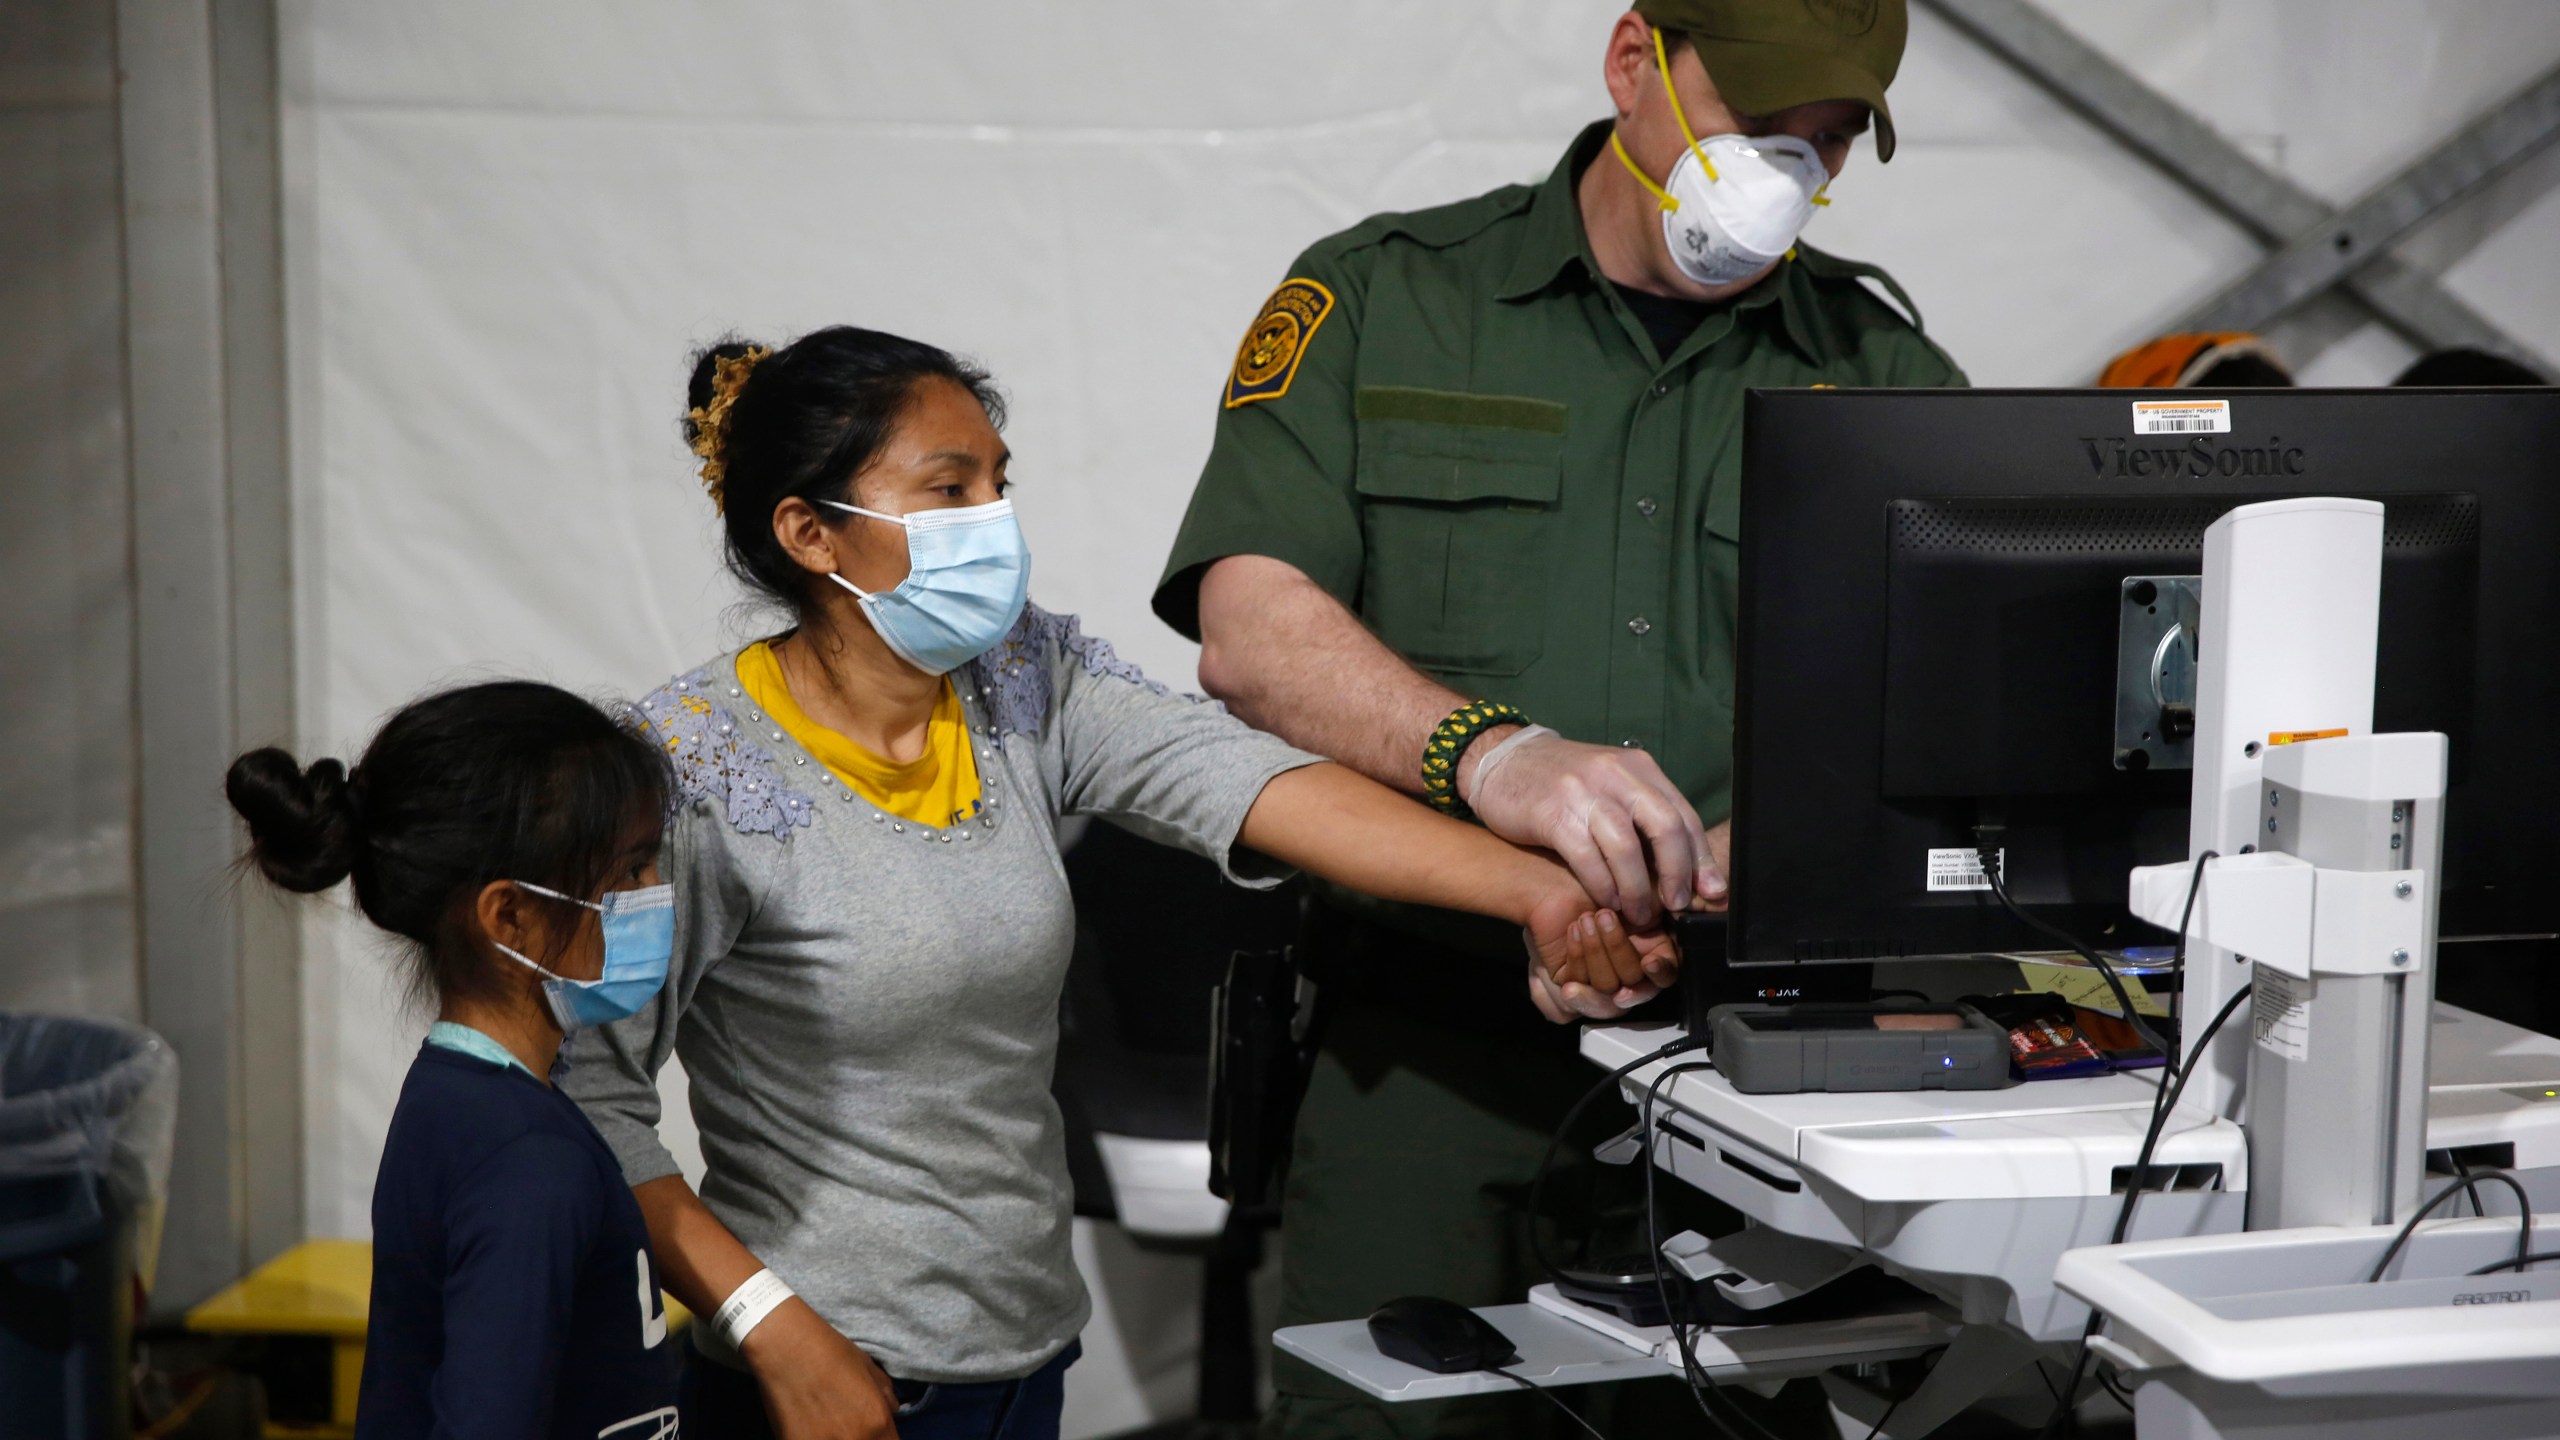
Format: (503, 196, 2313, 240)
(1651, 132, 1832, 287)
(1611, 27, 1836, 288)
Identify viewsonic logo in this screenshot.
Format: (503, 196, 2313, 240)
(2081, 435, 2309, 480)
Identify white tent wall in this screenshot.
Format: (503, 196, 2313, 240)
(274, 2, 2560, 1431)
(2, 1, 139, 1023)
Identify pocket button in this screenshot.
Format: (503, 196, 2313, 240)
(1627, 616, 1652, 636)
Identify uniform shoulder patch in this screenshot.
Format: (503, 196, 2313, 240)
(1224, 277, 1336, 409)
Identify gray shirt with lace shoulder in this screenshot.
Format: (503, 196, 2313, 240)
(559, 605, 1318, 1383)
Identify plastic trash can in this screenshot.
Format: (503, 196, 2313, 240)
(0, 1015, 178, 1440)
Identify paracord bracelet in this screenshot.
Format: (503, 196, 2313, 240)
(712, 1267, 795, 1352)
(1421, 700, 1531, 822)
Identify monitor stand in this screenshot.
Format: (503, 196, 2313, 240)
(1674, 913, 1872, 1034)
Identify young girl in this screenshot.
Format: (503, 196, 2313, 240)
(227, 682, 683, 1439)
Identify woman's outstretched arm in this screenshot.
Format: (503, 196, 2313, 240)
(1235, 761, 1680, 1018)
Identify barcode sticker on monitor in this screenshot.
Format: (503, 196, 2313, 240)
(2131, 399, 2232, 435)
(1927, 847, 2000, 892)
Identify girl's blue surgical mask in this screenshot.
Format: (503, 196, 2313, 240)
(493, 881, 675, 1032)
(821, 497, 1032, 675)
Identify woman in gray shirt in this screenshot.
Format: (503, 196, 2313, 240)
(563, 326, 1670, 1440)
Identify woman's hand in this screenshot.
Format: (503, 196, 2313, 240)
(1230, 763, 1687, 1020)
(741, 1300, 902, 1440)
(1522, 888, 1680, 1023)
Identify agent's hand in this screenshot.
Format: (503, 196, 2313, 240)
(1461, 729, 1722, 928)
(1698, 817, 1731, 914)
(742, 1299, 901, 1440)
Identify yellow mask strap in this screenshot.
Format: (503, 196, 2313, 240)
(1611, 130, 1681, 212)
(1651, 27, 1718, 183)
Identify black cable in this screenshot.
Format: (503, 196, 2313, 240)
(2450, 1152, 2486, 1219)
(2163, 849, 2221, 1061)
(2111, 998, 2245, 1243)
(2112, 856, 2231, 1248)
(2469, 1250, 2560, 1276)
(1527, 1035, 1710, 1292)
(2033, 978, 2254, 1440)
(1640, 1060, 1792, 1440)
(2029, 1358, 2064, 1405)
(2367, 1170, 2534, 1283)
(1520, 1034, 1801, 1440)
(1974, 842, 2170, 1057)
(2036, 853, 2229, 1440)
(1489, 1367, 1610, 1440)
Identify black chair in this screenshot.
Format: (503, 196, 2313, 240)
(1054, 820, 1302, 1438)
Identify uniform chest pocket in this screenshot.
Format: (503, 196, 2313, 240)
(1353, 388, 1565, 677)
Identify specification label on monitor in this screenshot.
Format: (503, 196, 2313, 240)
(2252, 966, 2312, 1063)
(2131, 399, 2232, 435)
(1926, 847, 2001, 892)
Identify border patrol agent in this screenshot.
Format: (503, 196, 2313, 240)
(1154, 4, 1963, 1434)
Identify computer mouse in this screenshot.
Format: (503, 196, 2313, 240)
(1366, 1295, 1521, 1374)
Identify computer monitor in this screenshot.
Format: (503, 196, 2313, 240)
(1725, 387, 2560, 973)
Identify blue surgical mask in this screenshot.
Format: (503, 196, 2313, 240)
(493, 881, 675, 1032)
(821, 497, 1031, 675)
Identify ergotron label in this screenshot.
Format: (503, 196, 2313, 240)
(2132, 399, 2232, 435)
(1927, 847, 2000, 892)
(2252, 965, 2312, 1063)
(2268, 728, 2349, 746)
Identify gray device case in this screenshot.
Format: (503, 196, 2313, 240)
(1708, 1003, 2012, 1094)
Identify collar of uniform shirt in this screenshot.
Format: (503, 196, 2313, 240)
(1496, 121, 1822, 366)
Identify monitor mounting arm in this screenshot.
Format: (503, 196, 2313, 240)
(2125, 497, 2446, 1231)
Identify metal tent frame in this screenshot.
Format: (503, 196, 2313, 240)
(1924, 0, 2560, 372)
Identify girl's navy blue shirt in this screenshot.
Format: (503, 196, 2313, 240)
(360, 1043, 679, 1439)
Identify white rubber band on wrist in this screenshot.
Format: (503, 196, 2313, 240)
(712, 1268, 795, 1352)
(1463, 723, 1557, 804)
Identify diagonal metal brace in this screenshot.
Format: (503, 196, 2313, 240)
(1922, 0, 2549, 367)
(2180, 65, 2560, 337)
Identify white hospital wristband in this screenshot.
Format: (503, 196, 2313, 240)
(712, 1268, 795, 1352)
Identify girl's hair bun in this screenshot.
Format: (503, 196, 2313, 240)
(224, 747, 360, 893)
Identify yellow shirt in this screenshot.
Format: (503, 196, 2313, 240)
(734, 641, 982, 827)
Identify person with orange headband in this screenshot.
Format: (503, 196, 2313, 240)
(1153, 3, 1963, 1435)
(2098, 330, 2296, 388)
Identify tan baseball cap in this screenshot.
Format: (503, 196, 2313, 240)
(1633, 0, 1910, 161)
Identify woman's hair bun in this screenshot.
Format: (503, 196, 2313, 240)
(682, 338, 773, 516)
(225, 747, 360, 893)
(684, 338, 768, 420)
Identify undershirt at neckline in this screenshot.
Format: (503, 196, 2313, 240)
(734, 640, 983, 827)
(1613, 282, 1720, 360)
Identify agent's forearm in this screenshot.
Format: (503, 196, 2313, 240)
(1236, 762, 1572, 924)
(1197, 556, 1518, 797)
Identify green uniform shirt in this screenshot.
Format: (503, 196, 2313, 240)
(1156, 120, 1963, 941)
